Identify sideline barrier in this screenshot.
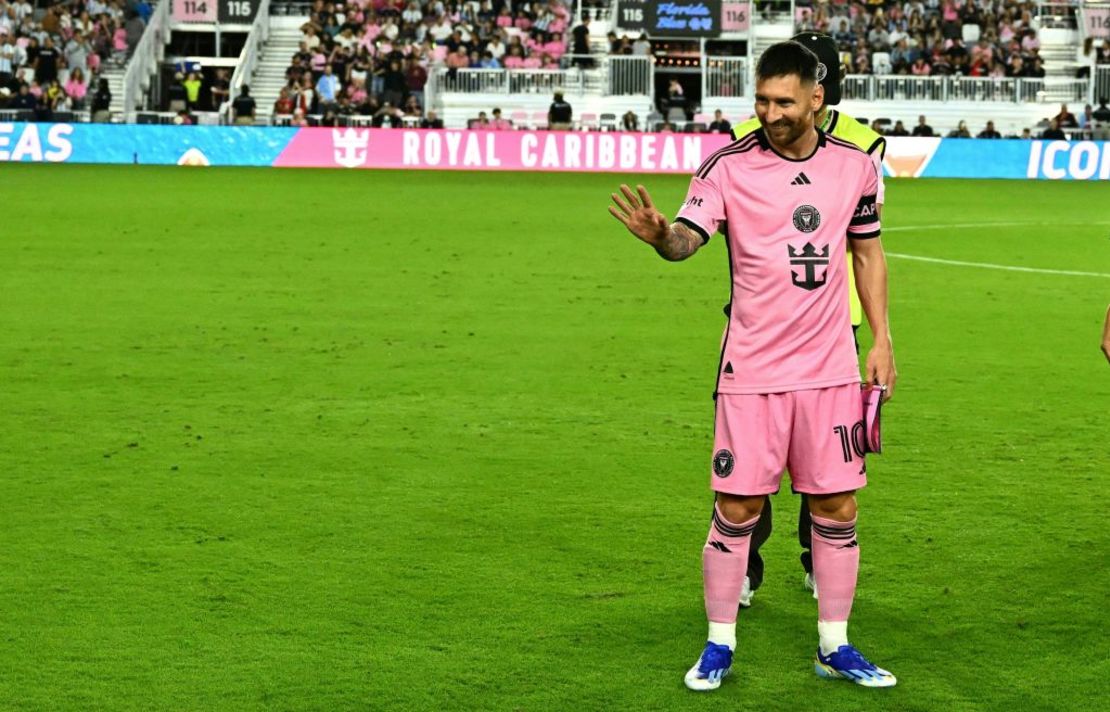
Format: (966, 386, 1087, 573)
(1, 123, 1109, 180)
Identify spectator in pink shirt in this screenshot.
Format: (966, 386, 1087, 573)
(1021, 31, 1039, 53)
(65, 67, 87, 108)
(911, 56, 931, 75)
(490, 107, 512, 130)
(522, 54, 541, 69)
(514, 11, 531, 31)
(503, 45, 525, 68)
(446, 47, 469, 69)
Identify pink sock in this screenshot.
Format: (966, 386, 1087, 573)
(811, 514, 859, 623)
(703, 504, 759, 624)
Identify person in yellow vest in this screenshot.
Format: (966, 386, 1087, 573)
(733, 32, 888, 607)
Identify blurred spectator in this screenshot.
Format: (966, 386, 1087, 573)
(91, 78, 111, 122)
(1054, 104, 1077, 128)
(622, 110, 638, 131)
(183, 71, 202, 111)
(1019, 128, 1032, 139)
(1041, 119, 1066, 140)
(65, 68, 87, 109)
(404, 58, 427, 110)
(402, 94, 422, 119)
(888, 120, 909, 136)
(0, 35, 13, 87)
(1093, 99, 1110, 123)
(870, 119, 884, 135)
(35, 36, 59, 84)
(947, 120, 971, 138)
(124, 11, 144, 56)
(421, 110, 444, 129)
(571, 15, 591, 67)
(665, 77, 684, 113)
(912, 114, 934, 137)
(11, 82, 35, 110)
(232, 85, 256, 125)
(291, 108, 309, 127)
(977, 121, 1001, 139)
(1077, 104, 1095, 130)
(167, 72, 187, 112)
(274, 87, 295, 115)
(490, 107, 511, 130)
(317, 64, 339, 105)
(708, 109, 731, 134)
(548, 90, 572, 129)
(211, 69, 230, 110)
(382, 59, 406, 108)
(633, 33, 651, 56)
(173, 109, 194, 125)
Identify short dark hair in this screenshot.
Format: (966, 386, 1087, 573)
(756, 41, 819, 84)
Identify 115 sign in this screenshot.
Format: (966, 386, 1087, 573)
(172, 0, 259, 23)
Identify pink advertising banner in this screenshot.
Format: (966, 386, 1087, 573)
(273, 128, 735, 173)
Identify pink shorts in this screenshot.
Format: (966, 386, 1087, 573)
(710, 384, 867, 496)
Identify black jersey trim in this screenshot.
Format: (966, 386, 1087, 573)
(755, 127, 824, 162)
(695, 134, 760, 179)
(676, 217, 711, 245)
(825, 133, 866, 153)
(847, 229, 881, 239)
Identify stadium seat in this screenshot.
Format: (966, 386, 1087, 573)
(856, 117, 869, 124)
(872, 52, 892, 75)
(646, 111, 664, 131)
(666, 106, 686, 123)
(578, 112, 598, 130)
(510, 110, 529, 128)
(962, 24, 981, 43)
(598, 113, 617, 131)
(272, 114, 293, 127)
(52, 111, 76, 123)
(531, 110, 548, 129)
(136, 112, 159, 124)
(684, 122, 708, 133)
(693, 112, 712, 124)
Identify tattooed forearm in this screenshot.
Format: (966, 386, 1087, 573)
(654, 223, 705, 262)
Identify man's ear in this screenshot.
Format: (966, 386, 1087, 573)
(812, 83, 825, 112)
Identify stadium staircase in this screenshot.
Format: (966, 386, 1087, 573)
(247, 14, 308, 122)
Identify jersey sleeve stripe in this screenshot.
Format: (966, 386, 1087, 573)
(847, 229, 881, 239)
(824, 134, 865, 153)
(695, 134, 760, 178)
(676, 216, 712, 245)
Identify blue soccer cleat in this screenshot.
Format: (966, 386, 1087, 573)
(815, 645, 897, 687)
(684, 642, 733, 691)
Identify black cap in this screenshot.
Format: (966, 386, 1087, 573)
(792, 32, 841, 106)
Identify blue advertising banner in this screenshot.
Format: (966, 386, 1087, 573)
(1, 123, 1108, 180)
(0, 122, 297, 166)
(882, 136, 1110, 180)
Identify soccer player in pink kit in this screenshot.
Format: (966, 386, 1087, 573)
(608, 41, 898, 690)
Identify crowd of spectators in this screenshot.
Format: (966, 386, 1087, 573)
(859, 101, 1110, 140)
(797, 0, 1061, 78)
(0, 0, 150, 120)
(266, 0, 578, 123)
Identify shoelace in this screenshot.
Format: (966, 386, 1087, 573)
(835, 646, 876, 671)
(699, 645, 731, 673)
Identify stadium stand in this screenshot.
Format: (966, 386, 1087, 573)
(1, 0, 1107, 138)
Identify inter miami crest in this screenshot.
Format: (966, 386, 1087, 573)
(788, 243, 830, 291)
(792, 204, 821, 233)
(713, 449, 734, 477)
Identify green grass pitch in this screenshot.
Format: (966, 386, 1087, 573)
(1, 164, 1108, 711)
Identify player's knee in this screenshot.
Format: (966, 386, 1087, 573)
(807, 491, 857, 522)
(715, 493, 765, 523)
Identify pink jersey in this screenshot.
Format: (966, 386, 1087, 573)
(675, 128, 880, 395)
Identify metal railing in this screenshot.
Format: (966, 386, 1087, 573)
(1096, 66, 1110, 103)
(609, 55, 652, 95)
(122, 0, 170, 112)
(703, 56, 748, 99)
(840, 74, 1092, 103)
(222, 0, 272, 123)
(438, 67, 583, 95)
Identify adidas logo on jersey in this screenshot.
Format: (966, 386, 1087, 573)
(791, 172, 812, 185)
